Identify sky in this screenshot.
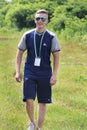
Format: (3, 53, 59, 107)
(5, 0, 12, 2)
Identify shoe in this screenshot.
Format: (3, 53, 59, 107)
(27, 122, 35, 130)
(37, 128, 41, 130)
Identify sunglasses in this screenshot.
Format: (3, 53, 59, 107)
(35, 17, 47, 22)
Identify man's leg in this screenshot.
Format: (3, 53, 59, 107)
(37, 103, 46, 129)
(26, 99, 35, 124)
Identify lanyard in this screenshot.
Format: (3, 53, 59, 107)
(34, 30, 45, 58)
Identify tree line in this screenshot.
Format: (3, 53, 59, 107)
(0, 0, 87, 44)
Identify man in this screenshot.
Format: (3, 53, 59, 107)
(15, 9, 60, 130)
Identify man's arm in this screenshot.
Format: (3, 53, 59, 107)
(15, 49, 24, 82)
(50, 51, 59, 86)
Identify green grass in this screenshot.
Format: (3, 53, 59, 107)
(0, 30, 87, 130)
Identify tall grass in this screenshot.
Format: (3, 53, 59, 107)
(0, 30, 87, 130)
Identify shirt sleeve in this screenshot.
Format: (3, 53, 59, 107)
(51, 35, 60, 52)
(18, 33, 27, 51)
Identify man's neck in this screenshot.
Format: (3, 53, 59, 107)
(36, 27, 45, 33)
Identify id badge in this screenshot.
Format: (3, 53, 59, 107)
(34, 57, 41, 66)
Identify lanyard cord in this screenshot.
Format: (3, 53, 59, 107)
(34, 30, 45, 58)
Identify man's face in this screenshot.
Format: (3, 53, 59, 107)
(34, 13, 48, 29)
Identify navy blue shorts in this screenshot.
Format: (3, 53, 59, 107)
(23, 77, 52, 103)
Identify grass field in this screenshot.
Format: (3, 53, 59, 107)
(0, 29, 87, 130)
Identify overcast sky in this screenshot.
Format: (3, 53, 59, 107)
(5, 0, 12, 2)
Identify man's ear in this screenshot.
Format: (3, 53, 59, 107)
(46, 19, 48, 25)
(34, 19, 36, 24)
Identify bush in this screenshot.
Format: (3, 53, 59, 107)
(4, 1, 54, 29)
(5, 4, 36, 29)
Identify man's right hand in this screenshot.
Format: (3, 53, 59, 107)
(15, 72, 22, 83)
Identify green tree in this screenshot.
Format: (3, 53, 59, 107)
(5, 1, 55, 29)
(5, 4, 35, 29)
